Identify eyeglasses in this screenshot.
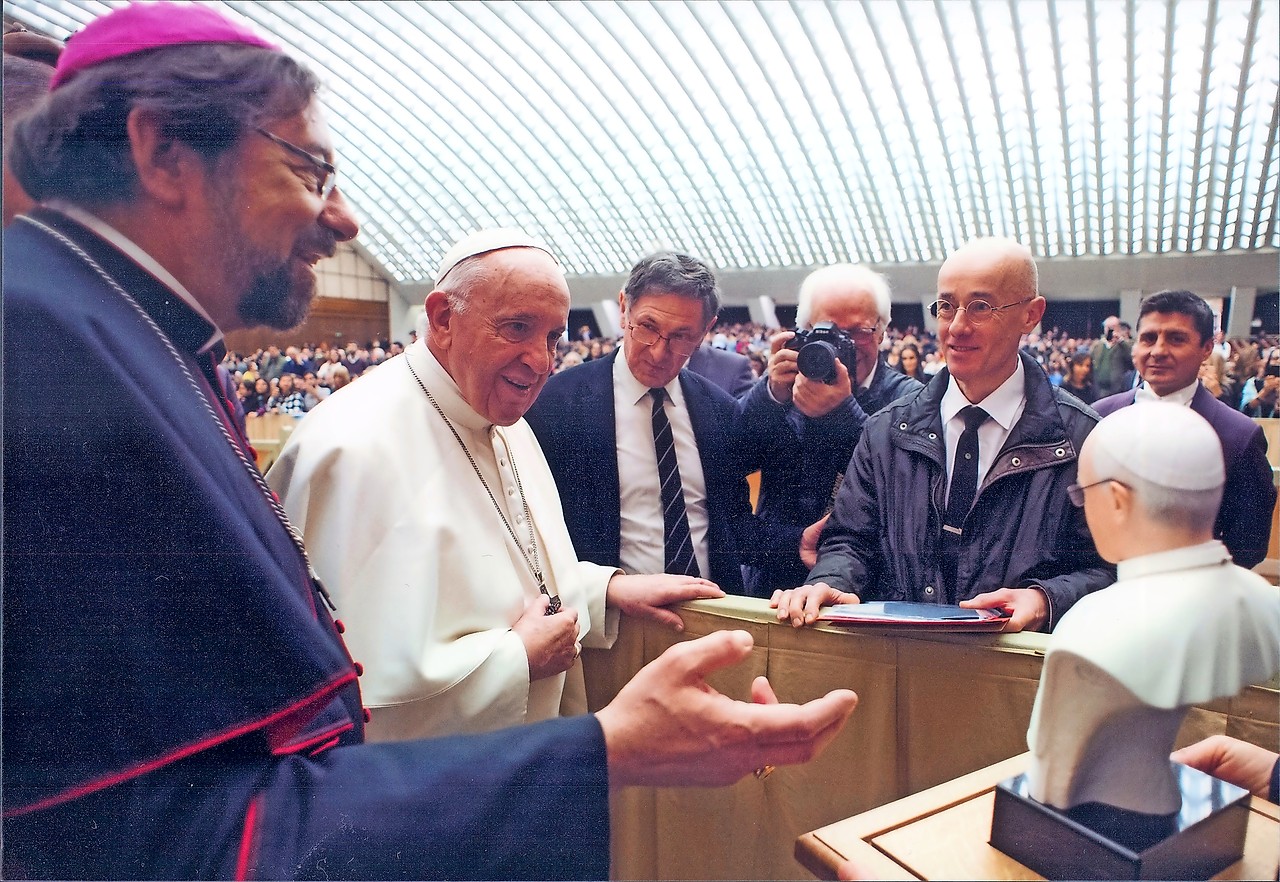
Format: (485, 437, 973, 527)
(253, 127, 338, 199)
(628, 320, 701, 356)
(929, 297, 1033, 324)
(1066, 478, 1130, 507)
(843, 325, 881, 340)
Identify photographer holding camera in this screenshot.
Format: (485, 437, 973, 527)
(1241, 348, 1280, 418)
(737, 264, 922, 597)
(1090, 315, 1134, 397)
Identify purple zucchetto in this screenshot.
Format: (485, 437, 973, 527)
(50, 1, 279, 90)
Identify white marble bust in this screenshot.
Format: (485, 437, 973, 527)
(1026, 402, 1280, 815)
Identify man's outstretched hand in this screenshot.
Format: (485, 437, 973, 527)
(597, 630, 858, 788)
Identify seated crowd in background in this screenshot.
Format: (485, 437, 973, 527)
(229, 322, 1278, 418)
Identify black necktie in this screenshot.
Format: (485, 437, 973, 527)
(945, 405, 989, 534)
(941, 405, 988, 594)
(650, 389, 699, 577)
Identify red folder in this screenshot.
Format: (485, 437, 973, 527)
(817, 601, 1011, 631)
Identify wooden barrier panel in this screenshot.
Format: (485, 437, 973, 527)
(245, 412, 301, 472)
(1255, 418, 1278, 468)
(581, 597, 1280, 881)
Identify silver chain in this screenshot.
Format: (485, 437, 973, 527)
(20, 214, 335, 610)
(405, 357, 561, 614)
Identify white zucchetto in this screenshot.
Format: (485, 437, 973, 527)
(434, 229, 560, 287)
(1087, 401, 1224, 491)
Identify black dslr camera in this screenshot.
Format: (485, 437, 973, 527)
(787, 322, 857, 384)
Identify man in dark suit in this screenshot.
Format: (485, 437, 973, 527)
(1094, 290, 1275, 569)
(526, 252, 822, 595)
(1, 7, 858, 877)
(737, 264, 923, 596)
(686, 338, 755, 397)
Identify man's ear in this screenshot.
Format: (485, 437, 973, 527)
(424, 290, 453, 347)
(1108, 479, 1133, 520)
(616, 290, 628, 326)
(1022, 296, 1048, 332)
(125, 107, 204, 209)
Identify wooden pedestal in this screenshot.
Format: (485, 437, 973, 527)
(796, 754, 1280, 881)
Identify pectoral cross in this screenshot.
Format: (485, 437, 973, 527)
(539, 581, 562, 615)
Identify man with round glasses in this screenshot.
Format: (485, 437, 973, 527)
(773, 237, 1111, 633)
(527, 251, 815, 595)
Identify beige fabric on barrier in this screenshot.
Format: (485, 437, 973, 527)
(581, 596, 1280, 881)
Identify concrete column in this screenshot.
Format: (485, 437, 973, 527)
(1226, 287, 1258, 339)
(749, 295, 781, 329)
(920, 291, 938, 334)
(1118, 289, 1144, 331)
(593, 299, 621, 338)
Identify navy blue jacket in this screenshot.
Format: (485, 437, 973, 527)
(525, 352, 802, 594)
(685, 343, 756, 398)
(737, 359, 922, 596)
(3, 210, 609, 880)
(807, 354, 1113, 629)
(1095, 383, 1276, 569)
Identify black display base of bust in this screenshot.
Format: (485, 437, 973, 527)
(990, 763, 1250, 880)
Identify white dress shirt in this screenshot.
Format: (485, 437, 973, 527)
(612, 346, 711, 579)
(940, 357, 1028, 504)
(1135, 378, 1198, 406)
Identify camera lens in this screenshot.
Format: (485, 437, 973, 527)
(797, 341, 838, 383)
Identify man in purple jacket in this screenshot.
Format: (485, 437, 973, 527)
(1093, 290, 1275, 569)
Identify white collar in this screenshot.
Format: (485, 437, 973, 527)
(940, 356, 1026, 430)
(614, 344, 686, 409)
(409, 340, 492, 432)
(1135, 379, 1198, 407)
(47, 200, 223, 354)
(1116, 540, 1232, 582)
(859, 356, 877, 391)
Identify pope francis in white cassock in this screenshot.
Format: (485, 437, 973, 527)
(268, 230, 721, 742)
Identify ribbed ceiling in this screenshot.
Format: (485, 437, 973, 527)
(7, 0, 1279, 284)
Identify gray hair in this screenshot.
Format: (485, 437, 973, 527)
(8, 43, 319, 207)
(434, 251, 508, 315)
(622, 252, 721, 326)
(796, 264, 891, 328)
(3, 54, 54, 140)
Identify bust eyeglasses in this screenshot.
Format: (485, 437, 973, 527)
(254, 127, 338, 199)
(1067, 478, 1131, 507)
(929, 297, 1033, 324)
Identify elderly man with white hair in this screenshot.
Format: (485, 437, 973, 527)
(1026, 401, 1280, 819)
(270, 229, 723, 743)
(737, 263, 923, 597)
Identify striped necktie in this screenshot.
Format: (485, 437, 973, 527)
(650, 388, 699, 577)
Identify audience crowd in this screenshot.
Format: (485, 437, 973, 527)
(9, 5, 1275, 879)
(230, 322, 1279, 418)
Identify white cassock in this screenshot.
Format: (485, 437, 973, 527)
(268, 340, 619, 741)
(1026, 540, 1280, 813)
